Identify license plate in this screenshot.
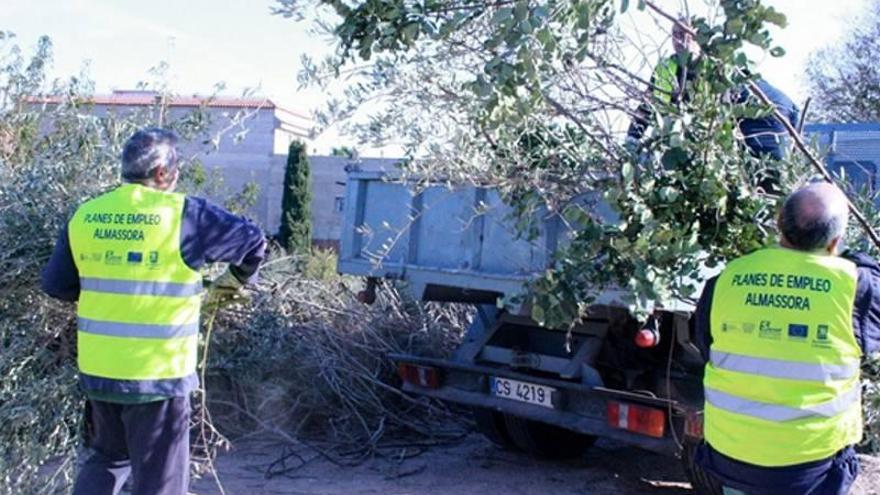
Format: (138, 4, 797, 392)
(490, 377, 555, 409)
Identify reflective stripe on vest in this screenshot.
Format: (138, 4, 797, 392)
(80, 277, 203, 297)
(704, 247, 862, 467)
(710, 350, 860, 382)
(78, 317, 199, 339)
(68, 183, 202, 393)
(706, 384, 860, 422)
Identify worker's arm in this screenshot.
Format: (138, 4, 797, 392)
(692, 275, 719, 364)
(626, 59, 666, 142)
(41, 223, 81, 302)
(626, 102, 653, 142)
(844, 251, 880, 354)
(181, 196, 267, 285)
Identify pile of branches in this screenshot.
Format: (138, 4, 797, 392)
(203, 259, 471, 471)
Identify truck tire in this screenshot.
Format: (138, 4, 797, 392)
(681, 442, 723, 495)
(472, 408, 518, 450)
(502, 414, 597, 459)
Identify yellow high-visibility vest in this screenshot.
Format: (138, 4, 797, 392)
(705, 247, 862, 466)
(653, 56, 679, 104)
(68, 183, 202, 395)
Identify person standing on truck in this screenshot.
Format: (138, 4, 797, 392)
(693, 182, 880, 495)
(41, 128, 266, 495)
(626, 20, 799, 193)
(625, 19, 701, 145)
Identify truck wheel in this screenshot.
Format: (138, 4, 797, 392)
(681, 442, 723, 495)
(502, 414, 597, 459)
(472, 408, 518, 450)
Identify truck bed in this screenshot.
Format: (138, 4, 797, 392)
(336, 171, 711, 476)
(337, 171, 697, 312)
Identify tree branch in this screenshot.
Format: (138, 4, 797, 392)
(744, 77, 880, 249)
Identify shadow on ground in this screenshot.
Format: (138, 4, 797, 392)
(192, 434, 695, 495)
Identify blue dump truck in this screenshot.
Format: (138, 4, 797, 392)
(337, 170, 719, 493)
(336, 125, 880, 494)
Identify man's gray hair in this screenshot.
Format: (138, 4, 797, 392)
(779, 183, 848, 251)
(121, 128, 179, 181)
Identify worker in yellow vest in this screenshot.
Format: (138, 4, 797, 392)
(626, 19, 702, 144)
(692, 182, 880, 494)
(42, 128, 266, 495)
(625, 20, 798, 194)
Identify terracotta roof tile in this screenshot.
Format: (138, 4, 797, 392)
(26, 94, 277, 109)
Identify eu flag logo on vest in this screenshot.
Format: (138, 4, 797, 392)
(127, 251, 143, 264)
(788, 324, 808, 339)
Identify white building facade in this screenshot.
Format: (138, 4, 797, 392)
(30, 90, 400, 248)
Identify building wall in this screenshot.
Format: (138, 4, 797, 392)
(89, 104, 282, 230)
(805, 123, 880, 193)
(49, 100, 399, 245)
(267, 155, 401, 245)
(310, 157, 400, 242)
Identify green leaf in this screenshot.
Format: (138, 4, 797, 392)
(514, 1, 529, 21)
(621, 161, 634, 181)
(725, 18, 744, 34)
(401, 23, 420, 44)
(620, 0, 630, 13)
(769, 46, 785, 57)
(531, 303, 546, 326)
(764, 9, 788, 28)
(492, 7, 514, 25)
(564, 206, 590, 226)
(661, 148, 688, 169)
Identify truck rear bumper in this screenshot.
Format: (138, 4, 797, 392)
(391, 353, 689, 457)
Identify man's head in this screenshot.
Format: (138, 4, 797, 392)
(672, 20, 700, 56)
(121, 128, 180, 191)
(778, 182, 849, 254)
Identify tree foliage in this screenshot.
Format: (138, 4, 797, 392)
(806, 0, 880, 122)
(0, 32, 260, 493)
(278, 140, 313, 253)
(278, 0, 806, 326)
(331, 145, 358, 158)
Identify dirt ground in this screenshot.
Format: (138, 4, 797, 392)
(190, 434, 880, 495)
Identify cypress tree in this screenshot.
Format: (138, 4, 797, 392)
(278, 140, 312, 253)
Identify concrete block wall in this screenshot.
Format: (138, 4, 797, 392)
(259, 155, 402, 243)
(58, 100, 401, 245)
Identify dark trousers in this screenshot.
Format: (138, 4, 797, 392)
(697, 442, 860, 495)
(73, 397, 190, 495)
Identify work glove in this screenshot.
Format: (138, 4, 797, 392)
(213, 270, 244, 291)
(205, 270, 247, 307)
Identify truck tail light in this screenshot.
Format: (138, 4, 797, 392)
(606, 401, 665, 438)
(397, 363, 441, 389)
(634, 327, 660, 348)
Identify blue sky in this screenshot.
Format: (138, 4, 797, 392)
(3, 0, 872, 154)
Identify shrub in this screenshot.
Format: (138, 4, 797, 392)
(302, 247, 339, 281)
(278, 140, 312, 253)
